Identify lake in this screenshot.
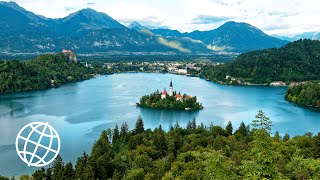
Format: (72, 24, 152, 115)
(1, 73, 320, 176)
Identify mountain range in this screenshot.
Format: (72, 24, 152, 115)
(273, 32, 320, 42)
(0, 1, 289, 56)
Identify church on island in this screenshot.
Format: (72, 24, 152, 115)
(137, 80, 203, 110)
(161, 80, 184, 101)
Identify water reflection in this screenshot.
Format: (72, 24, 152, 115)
(139, 107, 200, 130)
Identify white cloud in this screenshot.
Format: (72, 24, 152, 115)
(3, 0, 320, 35)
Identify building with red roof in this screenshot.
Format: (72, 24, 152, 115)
(161, 89, 167, 99)
(176, 92, 183, 101)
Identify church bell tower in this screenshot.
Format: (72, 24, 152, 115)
(169, 80, 173, 96)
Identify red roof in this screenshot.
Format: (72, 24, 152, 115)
(162, 90, 167, 95)
(176, 93, 182, 99)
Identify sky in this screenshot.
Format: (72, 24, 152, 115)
(3, 0, 320, 36)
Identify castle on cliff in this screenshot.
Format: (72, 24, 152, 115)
(62, 49, 77, 63)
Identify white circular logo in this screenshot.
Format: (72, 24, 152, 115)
(15, 122, 61, 167)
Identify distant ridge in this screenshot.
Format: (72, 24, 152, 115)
(128, 21, 147, 31)
(0, 1, 288, 55)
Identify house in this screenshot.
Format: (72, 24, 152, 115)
(176, 69, 187, 75)
(161, 89, 167, 99)
(176, 92, 183, 101)
(270, 81, 286, 86)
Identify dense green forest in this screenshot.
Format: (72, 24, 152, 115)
(285, 81, 320, 107)
(3, 111, 320, 180)
(201, 39, 320, 84)
(0, 53, 95, 94)
(137, 91, 203, 110)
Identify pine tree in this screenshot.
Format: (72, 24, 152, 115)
(75, 152, 88, 180)
(283, 133, 290, 141)
(0, 176, 9, 180)
(52, 155, 65, 180)
(113, 124, 120, 144)
(186, 117, 197, 131)
(64, 162, 75, 180)
(241, 111, 279, 179)
(274, 131, 281, 142)
(91, 130, 114, 179)
(226, 121, 233, 136)
(235, 122, 248, 137)
(191, 117, 197, 130)
(135, 116, 144, 134)
(154, 125, 168, 158)
(120, 122, 129, 138)
(32, 168, 46, 180)
(75, 152, 95, 180)
(46, 168, 53, 180)
(252, 110, 272, 132)
(312, 132, 320, 158)
(174, 121, 180, 129)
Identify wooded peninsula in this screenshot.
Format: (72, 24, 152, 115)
(285, 81, 320, 108)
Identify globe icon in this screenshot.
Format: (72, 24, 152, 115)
(15, 122, 61, 167)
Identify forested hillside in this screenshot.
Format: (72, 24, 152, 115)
(7, 111, 320, 180)
(0, 53, 92, 94)
(201, 39, 320, 84)
(285, 81, 320, 107)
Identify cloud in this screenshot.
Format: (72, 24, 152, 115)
(65, 7, 76, 12)
(87, 2, 95, 5)
(209, 0, 245, 6)
(268, 11, 300, 18)
(192, 15, 234, 24)
(263, 24, 293, 31)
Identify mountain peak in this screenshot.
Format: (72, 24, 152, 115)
(221, 21, 253, 28)
(0, 1, 21, 9)
(218, 21, 263, 34)
(128, 21, 147, 31)
(78, 8, 99, 14)
(0, 1, 48, 23)
(57, 8, 125, 36)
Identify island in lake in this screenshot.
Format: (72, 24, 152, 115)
(137, 81, 203, 110)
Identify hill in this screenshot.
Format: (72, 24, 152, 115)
(54, 8, 125, 37)
(151, 28, 184, 38)
(186, 21, 288, 52)
(201, 39, 320, 84)
(152, 21, 288, 52)
(0, 53, 93, 94)
(285, 81, 320, 108)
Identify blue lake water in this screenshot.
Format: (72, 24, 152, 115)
(0, 73, 320, 176)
